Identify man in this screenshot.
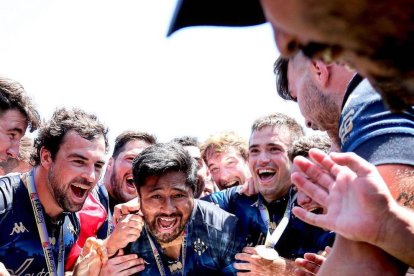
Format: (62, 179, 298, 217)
(200, 131, 251, 190)
(0, 77, 39, 162)
(172, 135, 218, 197)
(65, 130, 156, 271)
(0, 107, 108, 275)
(204, 113, 334, 275)
(168, 0, 414, 111)
(0, 136, 34, 175)
(125, 142, 243, 275)
(274, 53, 414, 274)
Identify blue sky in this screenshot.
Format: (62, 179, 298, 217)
(0, 0, 303, 147)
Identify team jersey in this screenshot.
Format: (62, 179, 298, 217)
(339, 77, 414, 166)
(126, 199, 244, 276)
(203, 186, 334, 259)
(0, 173, 79, 275)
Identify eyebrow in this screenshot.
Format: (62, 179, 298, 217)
(68, 153, 105, 166)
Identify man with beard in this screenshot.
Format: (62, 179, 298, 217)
(200, 131, 251, 191)
(171, 136, 218, 198)
(274, 52, 414, 275)
(0, 107, 108, 275)
(124, 142, 243, 275)
(203, 113, 334, 275)
(65, 130, 156, 272)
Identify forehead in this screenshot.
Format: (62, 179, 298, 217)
(59, 130, 106, 159)
(141, 171, 189, 192)
(208, 147, 244, 162)
(250, 126, 291, 147)
(119, 139, 151, 156)
(0, 109, 28, 132)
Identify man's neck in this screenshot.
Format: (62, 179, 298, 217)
(159, 235, 184, 260)
(32, 167, 63, 220)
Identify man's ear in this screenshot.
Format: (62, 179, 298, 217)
(106, 157, 114, 174)
(312, 60, 330, 88)
(40, 147, 53, 169)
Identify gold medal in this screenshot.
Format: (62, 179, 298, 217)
(255, 245, 279, 261)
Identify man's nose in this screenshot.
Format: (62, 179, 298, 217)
(274, 28, 300, 57)
(6, 140, 20, 159)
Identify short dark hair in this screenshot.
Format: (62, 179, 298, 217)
(0, 77, 40, 132)
(251, 112, 304, 146)
(31, 107, 109, 166)
(112, 131, 157, 158)
(171, 136, 199, 147)
(288, 133, 331, 162)
(132, 142, 197, 193)
(274, 56, 295, 101)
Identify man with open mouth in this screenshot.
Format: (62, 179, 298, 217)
(201, 131, 251, 191)
(124, 142, 244, 275)
(0, 107, 108, 275)
(203, 113, 334, 275)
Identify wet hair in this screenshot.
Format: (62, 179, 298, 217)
(132, 142, 197, 193)
(200, 131, 248, 164)
(31, 107, 109, 166)
(112, 130, 157, 158)
(251, 112, 304, 146)
(288, 133, 332, 162)
(171, 136, 199, 147)
(274, 56, 295, 101)
(0, 77, 40, 132)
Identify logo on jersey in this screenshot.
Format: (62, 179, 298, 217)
(9, 222, 29, 235)
(339, 109, 355, 145)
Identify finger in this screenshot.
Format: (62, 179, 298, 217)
(330, 151, 376, 177)
(292, 206, 329, 230)
(235, 252, 254, 262)
(293, 156, 335, 190)
(107, 254, 140, 266)
(120, 263, 146, 276)
(291, 172, 329, 207)
(233, 261, 252, 271)
(241, 247, 257, 255)
(294, 267, 315, 276)
(114, 257, 145, 272)
(303, 252, 326, 266)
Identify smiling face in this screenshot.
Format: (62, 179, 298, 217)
(249, 126, 292, 202)
(0, 109, 28, 161)
(139, 171, 194, 243)
(108, 139, 152, 203)
(260, 0, 414, 110)
(206, 147, 250, 190)
(45, 130, 106, 213)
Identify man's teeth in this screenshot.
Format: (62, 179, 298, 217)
(258, 169, 275, 174)
(72, 183, 88, 190)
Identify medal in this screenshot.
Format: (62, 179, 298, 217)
(255, 245, 279, 261)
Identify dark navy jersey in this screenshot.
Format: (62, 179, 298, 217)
(203, 186, 334, 259)
(339, 78, 414, 166)
(126, 200, 243, 276)
(0, 174, 79, 275)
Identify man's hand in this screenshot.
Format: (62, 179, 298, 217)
(294, 247, 330, 276)
(240, 178, 258, 196)
(105, 212, 145, 256)
(113, 198, 141, 224)
(99, 249, 146, 276)
(291, 149, 394, 245)
(72, 237, 106, 276)
(234, 247, 295, 276)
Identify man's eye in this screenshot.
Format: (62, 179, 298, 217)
(151, 195, 161, 199)
(173, 194, 185, 199)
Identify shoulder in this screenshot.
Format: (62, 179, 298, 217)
(340, 80, 414, 165)
(194, 200, 238, 231)
(0, 174, 23, 214)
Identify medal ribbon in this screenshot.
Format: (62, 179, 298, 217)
(146, 227, 187, 276)
(258, 192, 297, 248)
(24, 170, 64, 276)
